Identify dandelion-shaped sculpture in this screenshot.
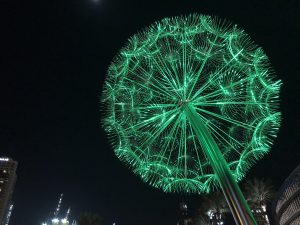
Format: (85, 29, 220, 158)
(101, 14, 281, 225)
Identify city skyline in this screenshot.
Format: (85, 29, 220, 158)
(41, 193, 76, 225)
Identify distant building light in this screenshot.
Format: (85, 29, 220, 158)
(0, 158, 9, 162)
(61, 218, 68, 224)
(4, 204, 14, 225)
(42, 223, 47, 225)
(52, 218, 59, 224)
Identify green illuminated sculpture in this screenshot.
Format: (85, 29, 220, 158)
(101, 14, 281, 225)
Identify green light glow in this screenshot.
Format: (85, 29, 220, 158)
(101, 14, 281, 194)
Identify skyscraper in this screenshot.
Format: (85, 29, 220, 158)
(0, 157, 17, 225)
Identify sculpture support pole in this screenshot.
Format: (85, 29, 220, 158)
(184, 103, 257, 225)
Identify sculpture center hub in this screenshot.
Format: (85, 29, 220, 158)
(178, 99, 191, 108)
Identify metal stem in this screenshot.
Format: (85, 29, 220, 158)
(184, 103, 257, 225)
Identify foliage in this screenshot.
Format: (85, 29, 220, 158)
(102, 14, 281, 194)
(244, 178, 275, 207)
(193, 215, 211, 225)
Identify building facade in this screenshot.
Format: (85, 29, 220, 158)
(0, 157, 17, 225)
(274, 164, 300, 225)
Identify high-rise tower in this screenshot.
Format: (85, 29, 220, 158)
(0, 157, 17, 225)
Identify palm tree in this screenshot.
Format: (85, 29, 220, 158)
(243, 178, 275, 225)
(194, 191, 229, 225)
(193, 215, 210, 225)
(77, 212, 102, 225)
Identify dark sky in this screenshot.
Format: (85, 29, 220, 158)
(1, 0, 300, 225)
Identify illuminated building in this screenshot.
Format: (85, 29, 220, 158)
(0, 157, 17, 225)
(274, 164, 300, 225)
(207, 209, 224, 225)
(250, 204, 269, 225)
(42, 194, 74, 225)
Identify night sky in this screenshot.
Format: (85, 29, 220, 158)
(1, 0, 300, 225)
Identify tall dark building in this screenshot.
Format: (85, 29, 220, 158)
(274, 164, 300, 225)
(0, 157, 17, 225)
(177, 201, 192, 225)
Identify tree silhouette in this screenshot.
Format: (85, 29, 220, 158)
(193, 215, 210, 225)
(244, 178, 275, 225)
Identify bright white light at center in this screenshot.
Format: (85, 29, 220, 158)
(52, 218, 59, 224)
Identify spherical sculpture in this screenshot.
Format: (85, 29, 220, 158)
(102, 14, 281, 195)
